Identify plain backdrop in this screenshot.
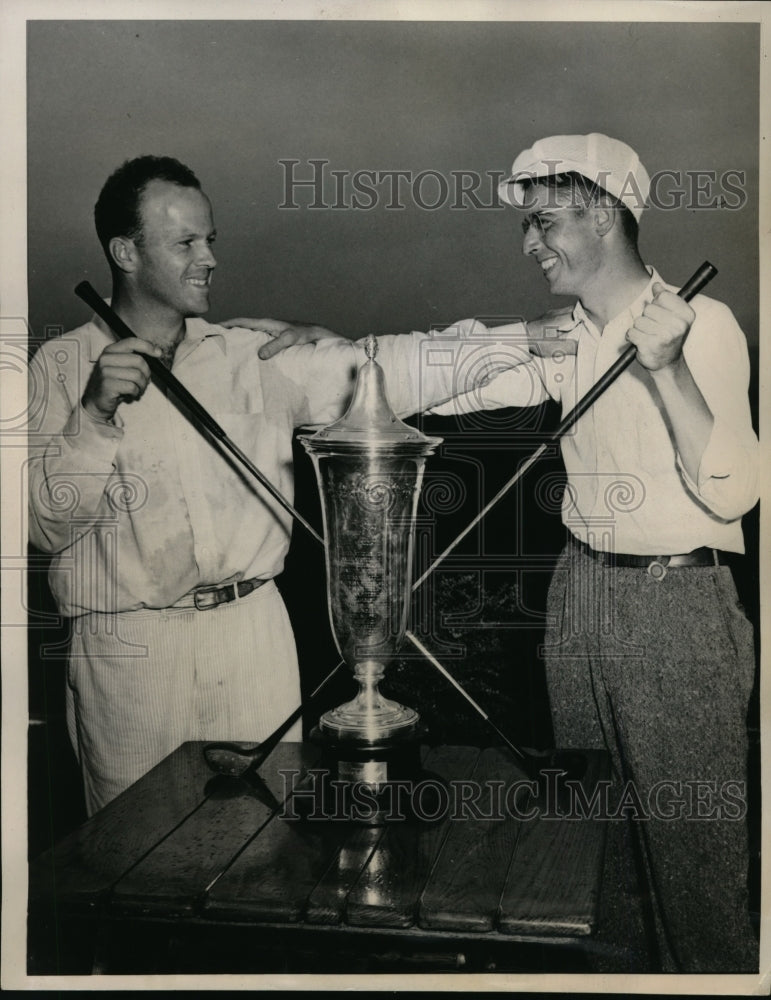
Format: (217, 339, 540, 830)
(27, 19, 759, 344)
(18, 16, 764, 978)
(25, 17, 762, 742)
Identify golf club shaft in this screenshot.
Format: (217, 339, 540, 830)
(411, 261, 717, 590)
(74, 281, 324, 545)
(79, 261, 716, 769)
(405, 631, 525, 760)
(241, 659, 345, 776)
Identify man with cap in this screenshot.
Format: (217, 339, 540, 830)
(487, 132, 759, 973)
(243, 134, 759, 972)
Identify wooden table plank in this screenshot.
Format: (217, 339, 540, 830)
(345, 745, 481, 929)
(108, 742, 322, 918)
(29, 741, 217, 908)
(303, 825, 386, 925)
(498, 749, 609, 936)
(203, 760, 364, 923)
(418, 747, 531, 934)
(30, 740, 608, 972)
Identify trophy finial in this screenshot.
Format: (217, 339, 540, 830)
(303, 332, 440, 444)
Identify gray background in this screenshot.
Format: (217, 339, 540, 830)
(21, 16, 763, 972)
(27, 19, 759, 344)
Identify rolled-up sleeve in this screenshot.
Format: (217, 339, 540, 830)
(676, 299, 758, 521)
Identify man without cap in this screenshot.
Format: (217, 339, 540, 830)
(28, 155, 535, 816)
(246, 134, 759, 972)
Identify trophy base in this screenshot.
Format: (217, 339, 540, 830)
(307, 723, 426, 825)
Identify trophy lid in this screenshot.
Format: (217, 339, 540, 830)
(302, 336, 441, 451)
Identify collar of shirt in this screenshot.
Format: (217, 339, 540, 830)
(86, 313, 227, 362)
(570, 265, 668, 345)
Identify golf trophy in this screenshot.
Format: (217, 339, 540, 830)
(299, 336, 441, 805)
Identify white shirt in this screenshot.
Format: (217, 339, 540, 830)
(431, 268, 758, 554)
(28, 315, 531, 615)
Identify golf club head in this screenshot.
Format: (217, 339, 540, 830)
(203, 741, 263, 776)
(203, 768, 280, 810)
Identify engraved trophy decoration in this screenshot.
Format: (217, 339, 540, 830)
(299, 336, 441, 797)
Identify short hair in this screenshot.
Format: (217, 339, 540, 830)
(94, 155, 201, 259)
(518, 171, 639, 245)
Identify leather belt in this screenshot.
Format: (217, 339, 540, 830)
(188, 576, 268, 611)
(569, 535, 728, 580)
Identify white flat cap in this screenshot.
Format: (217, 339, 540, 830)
(498, 133, 650, 222)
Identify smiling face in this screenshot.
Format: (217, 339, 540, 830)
(520, 183, 604, 299)
(130, 179, 217, 319)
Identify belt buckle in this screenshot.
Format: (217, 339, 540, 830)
(647, 558, 669, 581)
(194, 582, 235, 611)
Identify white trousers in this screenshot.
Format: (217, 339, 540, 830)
(66, 581, 302, 815)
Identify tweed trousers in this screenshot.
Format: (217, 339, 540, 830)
(543, 542, 758, 973)
(66, 580, 302, 816)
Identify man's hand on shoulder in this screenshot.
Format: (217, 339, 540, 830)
(627, 283, 696, 372)
(220, 317, 345, 360)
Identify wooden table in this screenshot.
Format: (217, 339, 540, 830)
(28, 741, 609, 975)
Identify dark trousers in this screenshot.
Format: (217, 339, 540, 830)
(544, 543, 758, 973)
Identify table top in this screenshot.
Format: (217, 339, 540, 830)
(30, 741, 608, 948)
